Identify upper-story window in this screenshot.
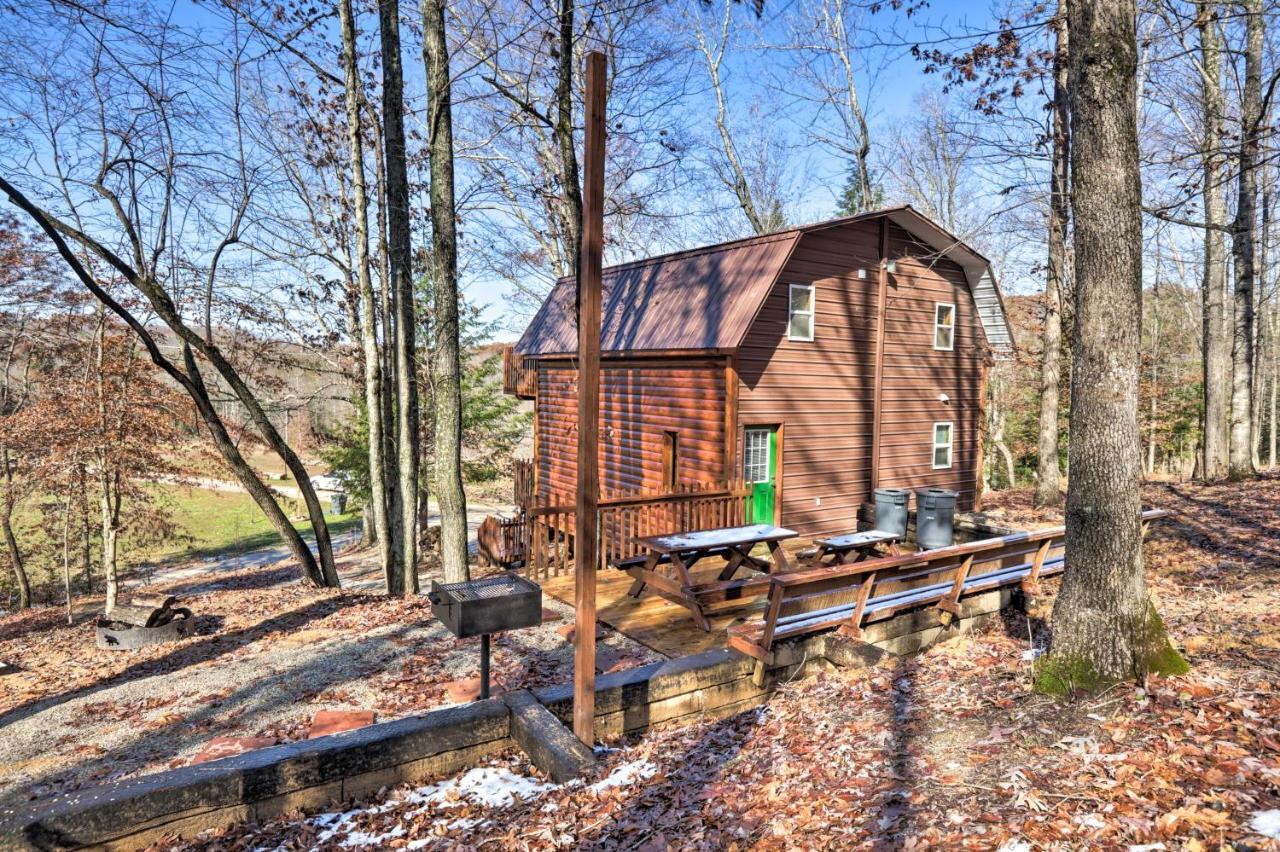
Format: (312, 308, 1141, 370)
(933, 302, 956, 351)
(788, 284, 815, 341)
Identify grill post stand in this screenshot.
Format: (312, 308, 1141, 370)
(480, 634, 491, 700)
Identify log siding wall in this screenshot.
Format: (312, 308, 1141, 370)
(534, 357, 729, 500)
(737, 221, 985, 537)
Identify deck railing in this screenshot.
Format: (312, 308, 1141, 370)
(513, 459, 535, 512)
(595, 484, 754, 572)
(485, 481, 754, 579)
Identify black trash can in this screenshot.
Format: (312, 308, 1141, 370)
(873, 488, 911, 537)
(914, 487, 958, 550)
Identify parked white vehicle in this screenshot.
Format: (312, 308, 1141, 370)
(309, 472, 344, 492)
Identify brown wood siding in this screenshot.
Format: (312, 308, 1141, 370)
(535, 357, 729, 499)
(737, 220, 984, 537)
(876, 222, 984, 505)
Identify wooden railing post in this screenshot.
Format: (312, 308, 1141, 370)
(937, 554, 975, 626)
(1020, 539, 1053, 596)
(841, 571, 878, 640)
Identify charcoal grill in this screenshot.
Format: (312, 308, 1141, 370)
(428, 574, 542, 699)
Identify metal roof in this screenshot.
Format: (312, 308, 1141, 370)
(513, 205, 1012, 357)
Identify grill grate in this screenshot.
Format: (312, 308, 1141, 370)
(435, 573, 535, 603)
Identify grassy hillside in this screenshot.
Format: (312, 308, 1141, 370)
(143, 486, 360, 563)
(4, 484, 359, 605)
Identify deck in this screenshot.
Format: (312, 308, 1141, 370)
(541, 565, 769, 658)
(539, 541, 816, 658)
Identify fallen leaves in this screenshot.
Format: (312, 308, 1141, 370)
(15, 476, 1280, 849)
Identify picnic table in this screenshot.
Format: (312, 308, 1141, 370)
(623, 523, 798, 630)
(810, 529, 901, 566)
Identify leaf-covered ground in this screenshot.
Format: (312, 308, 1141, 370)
(155, 475, 1280, 850)
(0, 541, 657, 811)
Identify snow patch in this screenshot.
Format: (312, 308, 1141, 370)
(1251, 809, 1280, 839)
(589, 759, 659, 793)
(403, 766, 558, 810)
(303, 766, 556, 847)
(301, 758, 659, 846)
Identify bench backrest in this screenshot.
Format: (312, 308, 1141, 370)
(734, 509, 1169, 661)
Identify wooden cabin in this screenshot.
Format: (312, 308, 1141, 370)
(503, 205, 1011, 541)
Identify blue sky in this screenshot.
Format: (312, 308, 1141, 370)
(469, 0, 1029, 338)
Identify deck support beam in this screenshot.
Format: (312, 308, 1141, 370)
(573, 51, 607, 747)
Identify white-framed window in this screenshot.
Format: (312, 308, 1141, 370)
(743, 428, 771, 482)
(933, 302, 956, 351)
(932, 421, 954, 469)
(788, 284, 815, 342)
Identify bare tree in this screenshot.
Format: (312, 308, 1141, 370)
(338, 0, 395, 578)
(422, 0, 469, 582)
(378, 0, 420, 595)
(1036, 0, 1069, 507)
(1200, 1, 1232, 480)
(0, 6, 341, 587)
(1228, 0, 1262, 478)
(779, 0, 878, 213)
(692, 0, 787, 234)
(1039, 0, 1186, 692)
(879, 94, 981, 234)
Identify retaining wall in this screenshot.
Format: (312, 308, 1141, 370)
(0, 586, 1013, 851)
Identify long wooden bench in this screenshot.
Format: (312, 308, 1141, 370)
(728, 509, 1170, 664)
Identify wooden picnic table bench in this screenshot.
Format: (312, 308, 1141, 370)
(809, 529, 902, 566)
(623, 523, 798, 630)
(728, 509, 1170, 665)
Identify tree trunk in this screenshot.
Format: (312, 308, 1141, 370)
(179, 346, 332, 586)
(369, 111, 401, 568)
(1040, 0, 1186, 693)
(78, 463, 92, 593)
(1264, 301, 1274, 465)
(1200, 3, 1230, 481)
(1254, 183, 1269, 467)
(339, 0, 396, 583)
(1036, 0, 1069, 507)
(1228, 0, 1261, 479)
(378, 0, 419, 595)
(422, 0, 470, 583)
(555, 0, 584, 260)
(100, 469, 119, 612)
(61, 488, 73, 624)
(1, 447, 30, 610)
(986, 368, 1018, 488)
(95, 316, 121, 612)
(1147, 262, 1161, 475)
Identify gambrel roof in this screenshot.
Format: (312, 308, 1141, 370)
(514, 205, 1012, 358)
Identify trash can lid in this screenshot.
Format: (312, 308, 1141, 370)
(874, 487, 911, 496)
(915, 487, 958, 497)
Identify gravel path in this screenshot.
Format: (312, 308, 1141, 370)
(0, 521, 661, 814)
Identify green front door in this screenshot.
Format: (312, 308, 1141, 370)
(743, 427, 776, 524)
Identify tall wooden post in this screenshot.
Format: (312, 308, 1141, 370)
(573, 50, 606, 746)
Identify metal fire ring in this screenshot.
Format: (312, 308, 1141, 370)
(96, 609, 194, 650)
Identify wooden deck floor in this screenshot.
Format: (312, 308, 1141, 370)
(540, 564, 770, 659)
